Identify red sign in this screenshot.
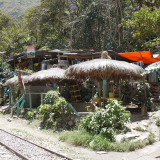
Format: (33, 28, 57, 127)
(27, 46, 35, 58)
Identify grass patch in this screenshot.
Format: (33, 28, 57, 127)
(60, 130, 93, 147)
(156, 119, 160, 127)
(59, 130, 155, 152)
(135, 126, 146, 132)
(12, 128, 33, 137)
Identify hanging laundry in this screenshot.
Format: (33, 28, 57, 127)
(148, 72, 158, 83)
(132, 61, 144, 67)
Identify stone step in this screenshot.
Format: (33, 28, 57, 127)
(0, 105, 11, 114)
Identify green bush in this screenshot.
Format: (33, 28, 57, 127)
(44, 90, 60, 105)
(80, 99, 130, 140)
(38, 91, 74, 129)
(26, 109, 37, 120)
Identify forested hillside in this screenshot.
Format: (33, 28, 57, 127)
(0, 0, 40, 18)
(0, 0, 160, 57)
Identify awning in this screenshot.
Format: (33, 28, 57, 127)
(118, 51, 160, 65)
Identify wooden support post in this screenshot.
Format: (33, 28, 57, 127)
(53, 83, 57, 91)
(9, 93, 11, 106)
(142, 80, 147, 115)
(41, 94, 43, 105)
(103, 80, 107, 108)
(105, 83, 107, 99)
(113, 84, 115, 98)
(98, 82, 102, 108)
(107, 82, 109, 97)
(119, 85, 121, 98)
(29, 93, 32, 109)
(92, 86, 94, 98)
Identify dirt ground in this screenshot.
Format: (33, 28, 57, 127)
(0, 111, 160, 160)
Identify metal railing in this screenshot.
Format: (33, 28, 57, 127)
(12, 92, 79, 117)
(11, 94, 25, 116)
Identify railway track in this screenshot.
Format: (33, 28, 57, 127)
(0, 129, 74, 160)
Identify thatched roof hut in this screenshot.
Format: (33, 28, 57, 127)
(5, 76, 27, 87)
(25, 68, 72, 84)
(5, 70, 32, 87)
(65, 59, 144, 81)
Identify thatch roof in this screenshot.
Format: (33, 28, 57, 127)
(5, 76, 27, 86)
(65, 59, 144, 81)
(5, 70, 32, 86)
(142, 61, 160, 75)
(15, 69, 32, 76)
(25, 68, 72, 84)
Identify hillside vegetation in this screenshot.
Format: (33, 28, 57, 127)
(0, 0, 40, 18)
(0, 0, 159, 56)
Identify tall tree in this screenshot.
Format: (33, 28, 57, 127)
(0, 21, 30, 56)
(25, 0, 70, 49)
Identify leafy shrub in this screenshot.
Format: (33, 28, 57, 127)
(38, 91, 74, 129)
(80, 99, 130, 140)
(26, 109, 37, 120)
(44, 90, 60, 105)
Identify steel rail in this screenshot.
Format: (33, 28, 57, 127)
(0, 141, 29, 160)
(0, 129, 74, 160)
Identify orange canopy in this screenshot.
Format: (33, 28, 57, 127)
(118, 51, 160, 65)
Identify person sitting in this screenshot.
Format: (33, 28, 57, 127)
(101, 51, 112, 59)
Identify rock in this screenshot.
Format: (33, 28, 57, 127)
(115, 134, 125, 143)
(0, 106, 11, 114)
(124, 132, 140, 140)
(19, 115, 23, 118)
(142, 122, 148, 127)
(96, 151, 107, 154)
(68, 120, 73, 126)
(89, 140, 94, 148)
(132, 132, 150, 142)
(12, 115, 17, 119)
(7, 118, 12, 122)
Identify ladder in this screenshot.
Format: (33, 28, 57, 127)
(69, 84, 81, 103)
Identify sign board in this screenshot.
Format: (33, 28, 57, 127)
(27, 46, 35, 58)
